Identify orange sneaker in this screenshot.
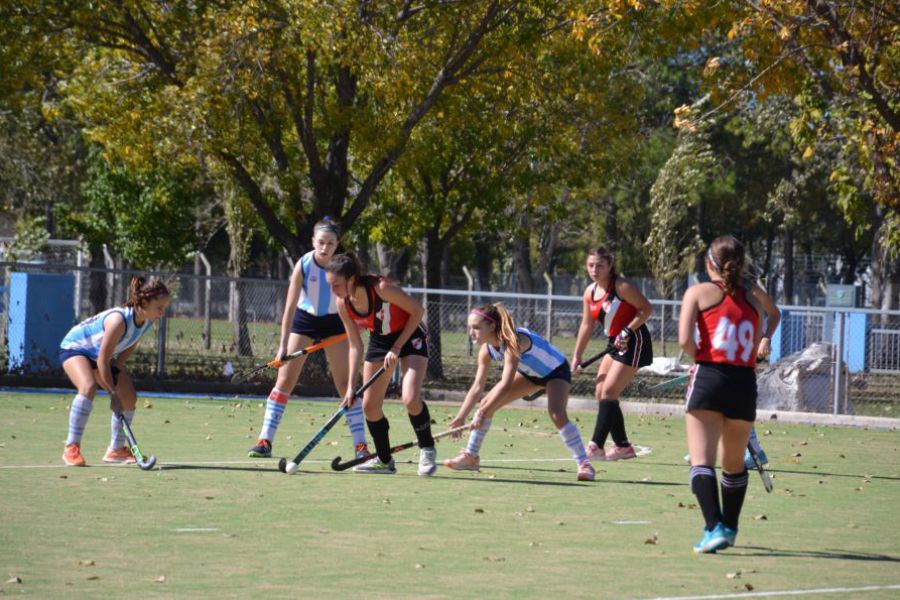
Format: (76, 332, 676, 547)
(442, 450, 480, 471)
(63, 443, 86, 467)
(577, 460, 596, 482)
(103, 446, 136, 464)
(355, 442, 371, 459)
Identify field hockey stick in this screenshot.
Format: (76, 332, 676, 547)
(330, 424, 471, 472)
(117, 413, 157, 471)
(278, 366, 386, 474)
(523, 345, 616, 402)
(746, 440, 774, 493)
(633, 373, 690, 396)
(231, 333, 348, 383)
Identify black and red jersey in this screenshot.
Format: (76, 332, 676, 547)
(695, 283, 759, 367)
(345, 277, 410, 336)
(587, 276, 637, 337)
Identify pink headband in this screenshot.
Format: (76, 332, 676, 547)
(471, 309, 496, 323)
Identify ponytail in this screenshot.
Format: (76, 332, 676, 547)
(707, 236, 746, 296)
(125, 276, 170, 308)
(472, 303, 521, 358)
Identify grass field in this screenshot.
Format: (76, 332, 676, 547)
(1, 391, 899, 599)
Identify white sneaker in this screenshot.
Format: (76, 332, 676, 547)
(353, 456, 396, 474)
(418, 447, 437, 477)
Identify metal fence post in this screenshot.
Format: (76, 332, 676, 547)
(543, 272, 553, 343)
(199, 252, 212, 350)
(74, 248, 84, 321)
(463, 266, 474, 356)
(833, 311, 844, 415)
(156, 313, 168, 378)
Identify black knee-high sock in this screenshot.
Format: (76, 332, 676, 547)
(408, 402, 435, 448)
(690, 465, 722, 531)
(720, 469, 749, 530)
(609, 400, 630, 447)
(366, 417, 391, 463)
(592, 400, 617, 447)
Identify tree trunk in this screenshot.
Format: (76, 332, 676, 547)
(422, 230, 445, 380)
(783, 227, 794, 304)
(474, 234, 493, 291)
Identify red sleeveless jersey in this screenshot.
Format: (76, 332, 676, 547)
(695, 283, 759, 367)
(346, 277, 410, 336)
(587, 277, 637, 337)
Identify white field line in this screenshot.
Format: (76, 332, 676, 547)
(172, 528, 220, 533)
(637, 583, 900, 600)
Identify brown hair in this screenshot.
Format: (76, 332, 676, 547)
(707, 235, 745, 296)
(313, 216, 341, 238)
(325, 252, 379, 290)
(125, 276, 170, 308)
(471, 303, 521, 358)
(587, 247, 617, 280)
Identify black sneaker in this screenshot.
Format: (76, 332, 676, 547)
(248, 439, 272, 458)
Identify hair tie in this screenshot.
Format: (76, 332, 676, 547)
(142, 287, 169, 299)
(471, 309, 496, 324)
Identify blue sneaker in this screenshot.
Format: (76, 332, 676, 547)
(722, 525, 738, 548)
(693, 523, 730, 554)
(744, 446, 768, 470)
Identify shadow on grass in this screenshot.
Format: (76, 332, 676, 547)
(478, 463, 684, 486)
(635, 460, 900, 482)
(159, 464, 276, 473)
(736, 546, 900, 563)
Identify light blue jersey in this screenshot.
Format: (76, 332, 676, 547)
(296, 251, 338, 316)
(60, 306, 152, 360)
(487, 327, 566, 379)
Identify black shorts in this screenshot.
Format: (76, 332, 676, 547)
(58, 349, 120, 385)
(523, 361, 572, 387)
(290, 309, 345, 339)
(684, 362, 757, 422)
(366, 327, 428, 362)
(608, 324, 653, 369)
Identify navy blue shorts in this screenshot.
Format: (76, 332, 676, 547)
(290, 308, 345, 339)
(58, 349, 120, 385)
(685, 362, 757, 422)
(523, 361, 572, 387)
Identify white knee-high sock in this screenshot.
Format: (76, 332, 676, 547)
(344, 402, 367, 446)
(559, 421, 588, 465)
(66, 395, 93, 445)
(465, 417, 492, 456)
(110, 410, 134, 449)
(259, 388, 289, 442)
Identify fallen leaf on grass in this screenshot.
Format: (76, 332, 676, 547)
(474, 508, 484, 513)
(483, 556, 506, 562)
(79, 560, 95, 566)
(143, 401, 153, 409)
(6, 576, 22, 584)
(526, 506, 535, 513)
(59, 475, 67, 479)
(644, 534, 659, 545)
(753, 514, 767, 521)
(154, 576, 167, 583)
(726, 572, 741, 579)
(415, 564, 425, 569)
(87, 575, 100, 581)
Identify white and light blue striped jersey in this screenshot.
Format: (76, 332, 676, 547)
(296, 251, 338, 316)
(60, 306, 152, 360)
(486, 327, 566, 379)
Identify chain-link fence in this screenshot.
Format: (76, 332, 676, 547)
(2, 262, 899, 415)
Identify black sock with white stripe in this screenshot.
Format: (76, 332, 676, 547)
(691, 465, 721, 531)
(721, 469, 749, 530)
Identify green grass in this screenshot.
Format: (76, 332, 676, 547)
(1, 392, 899, 599)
